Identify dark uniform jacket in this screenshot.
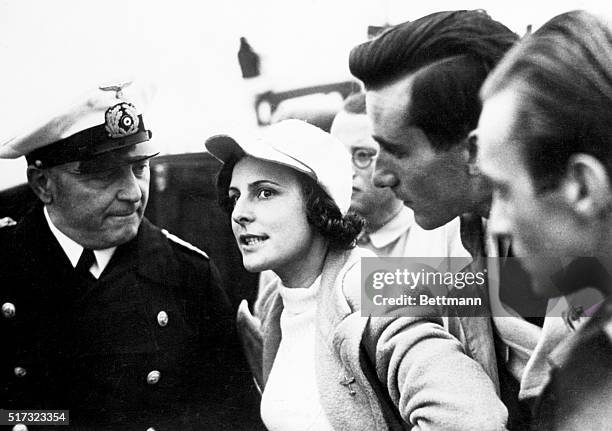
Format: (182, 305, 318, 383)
(0, 204, 262, 430)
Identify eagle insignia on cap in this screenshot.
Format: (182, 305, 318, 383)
(104, 102, 140, 138)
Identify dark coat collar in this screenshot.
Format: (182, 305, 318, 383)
(12, 202, 181, 288)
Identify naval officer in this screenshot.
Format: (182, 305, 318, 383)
(0, 82, 262, 430)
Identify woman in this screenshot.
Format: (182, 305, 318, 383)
(205, 119, 507, 430)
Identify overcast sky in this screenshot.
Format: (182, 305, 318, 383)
(1, 0, 610, 187)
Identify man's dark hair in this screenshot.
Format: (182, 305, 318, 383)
(349, 10, 517, 150)
(342, 92, 366, 115)
(481, 10, 612, 192)
(216, 157, 364, 250)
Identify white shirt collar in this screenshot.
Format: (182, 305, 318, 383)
(368, 206, 414, 249)
(43, 206, 116, 278)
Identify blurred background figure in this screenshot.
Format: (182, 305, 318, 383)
(330, 92, 467, 258)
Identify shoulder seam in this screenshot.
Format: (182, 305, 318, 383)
(161, 229, 209, 259)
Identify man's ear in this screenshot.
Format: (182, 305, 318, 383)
(563, 153, 612, 220)
(27, 165, 54, 204)
(466, 131, 480, 176)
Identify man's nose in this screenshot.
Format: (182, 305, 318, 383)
(372, 153, 399, 189)
(117, 168, 143, 203)
(488, 193, 512, 238)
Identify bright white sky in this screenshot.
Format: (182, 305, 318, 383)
(0, 0, 611, 187)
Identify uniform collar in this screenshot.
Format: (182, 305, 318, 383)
(43, 206, 116, 277)
(130, 218, 183, 287)
(367, 206, 413, 249)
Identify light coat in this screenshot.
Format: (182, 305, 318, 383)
(239, 247, 508, 430)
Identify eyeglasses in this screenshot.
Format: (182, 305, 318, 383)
(352, 148, 377, 169)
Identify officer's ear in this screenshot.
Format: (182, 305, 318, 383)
(27, 165, 54, 204)
(562, 153, 612, 221)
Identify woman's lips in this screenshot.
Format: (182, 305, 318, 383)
(239, 233, 269, 248)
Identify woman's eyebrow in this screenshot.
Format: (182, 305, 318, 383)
(248, 180, 283, 190)
(229, 180, 284, 193)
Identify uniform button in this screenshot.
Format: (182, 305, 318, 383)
(157, 310, 168, 327)
(2, 302, 16, 319)
(12, 424, 28, 431)
(14, 366, 27, 377)
(147, 370, 161, 385)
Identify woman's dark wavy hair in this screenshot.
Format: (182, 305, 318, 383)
(216, 156, 364, 250)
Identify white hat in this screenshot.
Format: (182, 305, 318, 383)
(205, 119, 353, 215)
(0, 82, 156, 169)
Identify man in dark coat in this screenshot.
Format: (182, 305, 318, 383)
(0, 82, 261, 430)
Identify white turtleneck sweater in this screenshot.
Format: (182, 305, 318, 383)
(260, 275, 334, 431)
